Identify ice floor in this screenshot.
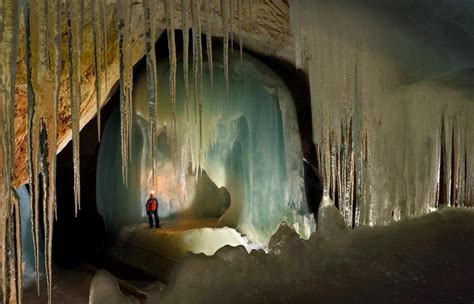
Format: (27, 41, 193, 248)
(116, 218, 254, 260)
(146, 207, 474, 304)
(109, 217, 256, 282)
(21, 207, 474, 303)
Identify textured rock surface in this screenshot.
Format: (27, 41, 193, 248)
(11, 0, 294, 186)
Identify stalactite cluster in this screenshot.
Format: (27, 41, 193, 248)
(0, 1, 252, 303)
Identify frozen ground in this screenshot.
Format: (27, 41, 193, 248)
(23, 207, 474, 303)
(117, 218, 257, 260)
(144, 207, 474, 304)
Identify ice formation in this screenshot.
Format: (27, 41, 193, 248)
(89, 270, 139, 304)
(146, 207, 474, 304)
(16, 185, 41, 284)
(1, 1, 263, 303)
(142, 0, 159, 182)
(290, 0, 474, 228)
(116, 0, 134, 185)
(0, 0, 22, 301)
(97, 51, 314, 245)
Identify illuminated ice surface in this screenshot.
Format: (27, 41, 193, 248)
(16, 184, 43, 285)
(96, 51, 315, 252)
(290, 0, 474, 227)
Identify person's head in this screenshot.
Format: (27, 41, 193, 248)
(149, 190, 155, 198)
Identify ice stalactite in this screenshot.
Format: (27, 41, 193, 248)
(116, 0, 134, 185)
(45, 0, 63, 301)
(238, 0, 243, 63)
(23, 0, 59, 301)
(221, 0, 230, 100)
(66, 0, 82, 215)
(0, 0, 22, 302)
(290, 0, 474, 228)
(91, 0, 102, 141)
(165, 0, 178, 165)
(24, 0, 41, 296)
(191, 0, 203, 157)
(248, 0, 252, 31)
(142, 0, 159, 182)
(204, 0, 214, 88)
(181, 0, 190, 120)
(99, 0, 108, 91)
(229, 0, 234, 53)
(51, 0, 62, 221)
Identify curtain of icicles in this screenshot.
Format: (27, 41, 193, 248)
(0, 0, 252, 303)
(290, 0, 474, 229)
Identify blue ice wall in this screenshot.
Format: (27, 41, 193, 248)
(16, 184, 42, 284)
(97, 51, 315, 244)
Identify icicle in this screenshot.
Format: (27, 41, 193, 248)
(46, 0, 62, 301)
(0, 0, 22, 302)
(66, 0, 82, 214)
(230, 0, 234, 53)
(51, 0, 62, 222)
(99, 0, 108, 91)
(191, 0, 203, 159)
(91, 0, 102, 141)
(116, 0, 133, 185)
(204, 0, 214, 87)
(182, 0, 190, 120)
(23, 0, 42, 296)
(166, 0, 178, 164)
(221, 0, 230, 100)
(238, 0, 243, 63)
(248, 0, 252, 31)
(142, 0, 159, 183)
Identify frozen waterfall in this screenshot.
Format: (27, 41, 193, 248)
(290, 0, 474, 228)
(97, 50, 315, 246)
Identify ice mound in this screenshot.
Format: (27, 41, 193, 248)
(89, 270, 138, 304)
(144, 207, 474, 304)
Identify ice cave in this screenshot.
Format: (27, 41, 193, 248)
(0, 0, 474, 303)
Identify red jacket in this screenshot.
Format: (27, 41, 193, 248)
(146, 198, 158, 212)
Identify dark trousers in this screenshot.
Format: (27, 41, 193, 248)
(148, 210, 160, 228)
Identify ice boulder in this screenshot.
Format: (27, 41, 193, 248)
(89, 270, 138, 304)
(317, 196, 351, 253)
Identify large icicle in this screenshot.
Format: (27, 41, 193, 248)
(24, 0, 42, 296)
(142, 0, 159, 182)
(238, 0, 243, 62)
(66, 0, 82, 215)
(165, 0, 178, 165)
(91, 0, 102, 141)
(116, 0, 134, 185)
(30, 0, 58, 301)
(99, 0, 108, 91)
(191, 0, 203, 159)
(248, 0, 252, 31)
(0, 0, 22, 302)
(181, 0, 190, 120)
(221, 0, 230, 99)
(204, 0, 214, 87)
(229, 0, 234, 52)
(45, 0, 63, 301)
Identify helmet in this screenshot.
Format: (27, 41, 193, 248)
(149, 190, 155, 197)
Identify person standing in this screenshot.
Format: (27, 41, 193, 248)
(146, 191, 161, 228)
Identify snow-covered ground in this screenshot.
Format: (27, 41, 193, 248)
(25, 206, 474, 303)
(141, 207, 474, 303)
